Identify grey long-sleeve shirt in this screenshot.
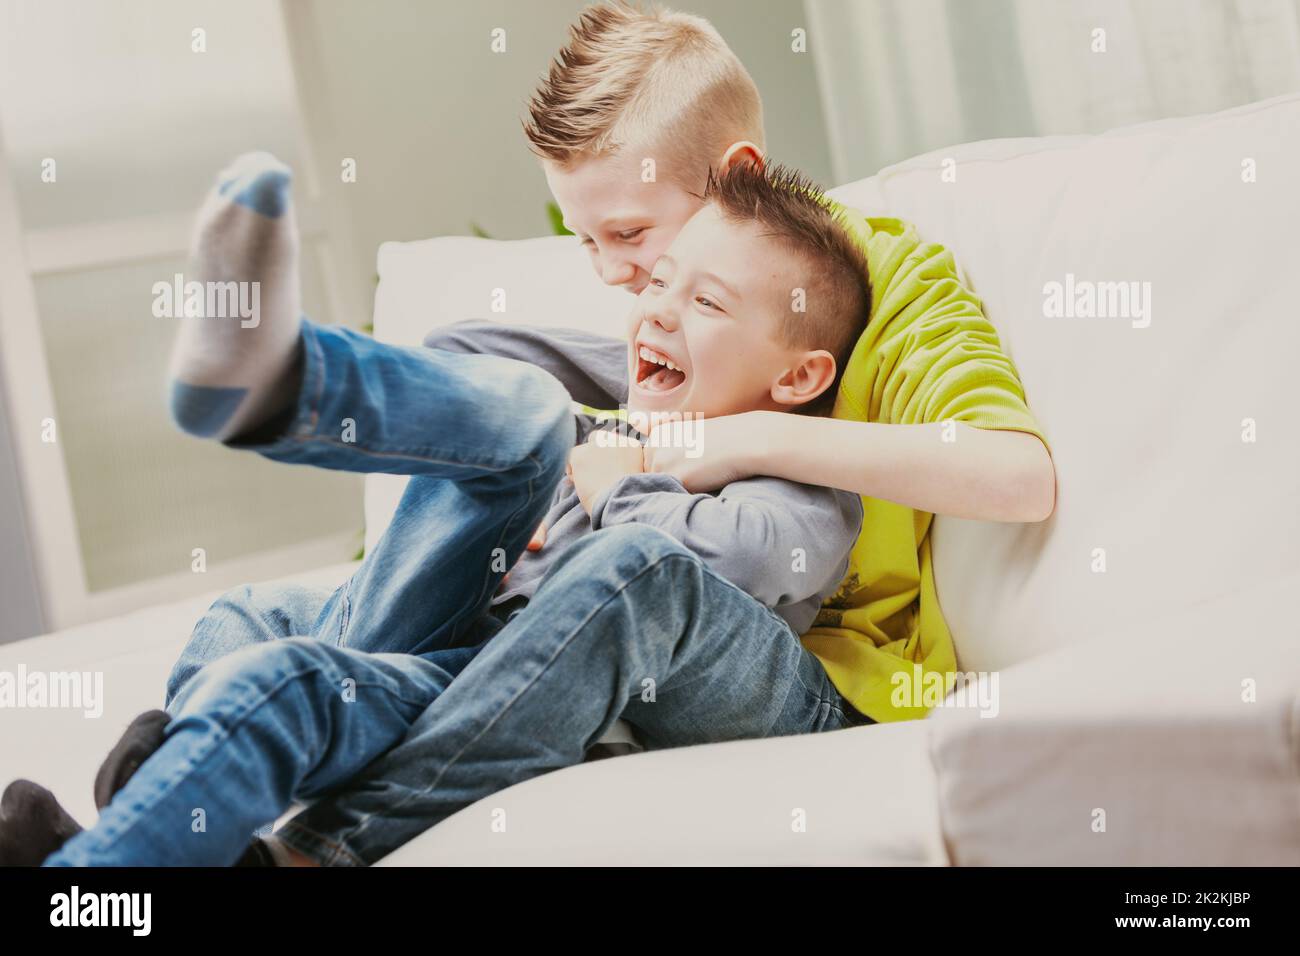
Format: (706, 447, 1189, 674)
(427, 321, 862, 633)
(427, 320, 628, 409)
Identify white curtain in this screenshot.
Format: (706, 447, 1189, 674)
(805, 0, 1300, 184)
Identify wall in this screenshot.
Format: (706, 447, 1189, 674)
(0, 367, 44, 642)
(304, 0, 835, 306)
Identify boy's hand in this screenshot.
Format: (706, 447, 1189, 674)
(568, 433, 645, 514)
(527, 522, 546, 552)
(644, 411, 762, 492)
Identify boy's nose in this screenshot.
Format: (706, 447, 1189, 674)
(646, 305, 679, 333)
(600, 257, 637, 288)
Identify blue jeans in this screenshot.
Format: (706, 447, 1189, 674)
(48, 320, 866, 866)
(275, 523, 867, 866)
(167, 319, 575, 693)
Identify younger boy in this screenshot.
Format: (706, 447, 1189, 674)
(1, 157, 869, 866)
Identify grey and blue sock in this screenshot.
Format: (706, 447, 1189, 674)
(167, 152, 304, 441)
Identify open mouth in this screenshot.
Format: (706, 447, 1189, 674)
(634, 344, 687, 394)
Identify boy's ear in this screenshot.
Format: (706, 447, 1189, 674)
(771, 350, 837, 410)
(717, 141, 764, 172)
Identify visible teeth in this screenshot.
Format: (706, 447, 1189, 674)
(638, 345, 681, 372)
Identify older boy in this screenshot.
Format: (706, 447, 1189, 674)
(446, 1, 1052, 723)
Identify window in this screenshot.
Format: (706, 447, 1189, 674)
(0, 0, 365, 627)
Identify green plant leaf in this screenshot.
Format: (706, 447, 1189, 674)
(546, 201, 572, 236)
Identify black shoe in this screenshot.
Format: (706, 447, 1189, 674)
(93, 709, 171, 810)
(0, 780, 83, 866)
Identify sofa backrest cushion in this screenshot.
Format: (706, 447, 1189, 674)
(369, 93, 1300, 673)
(830, 93, 1300, 671)
(364, 236, 627, 556)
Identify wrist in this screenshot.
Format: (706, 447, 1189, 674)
(730, 410, 779, 476)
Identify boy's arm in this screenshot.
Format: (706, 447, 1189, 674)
(648, 414, 1055, 523)
(645, 215, 1055, 522)
(423, 320, 627, 409)
(588, 472, 862, 609)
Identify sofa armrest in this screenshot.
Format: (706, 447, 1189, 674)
(928, 576, 1300, 865)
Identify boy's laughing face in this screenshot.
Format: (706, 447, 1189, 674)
(544, 151, 703, 294)
(624, 204, 814, 421)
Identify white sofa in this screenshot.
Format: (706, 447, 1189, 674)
(3, 93, 1297, 866)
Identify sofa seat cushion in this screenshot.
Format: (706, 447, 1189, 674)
(379, 718, 946, 866)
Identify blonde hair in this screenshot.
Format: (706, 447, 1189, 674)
(524, 2, 764, 186)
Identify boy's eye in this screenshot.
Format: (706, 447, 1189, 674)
(616, 228, 645, 241)
(696, 295, 721, 311)
(648, 276, 667, 289)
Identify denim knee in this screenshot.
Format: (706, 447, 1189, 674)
(558, 523, 700, 582)
(172, 636, 325, 718)
(164, 658, 195, 711)
(164, 584, 262, 707)
(521, 525, 706, 664)
(514, 364, 574, 485)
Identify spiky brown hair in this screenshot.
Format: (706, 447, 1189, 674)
(703, 162, 872, 414)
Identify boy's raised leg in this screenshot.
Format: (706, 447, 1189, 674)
(162, 153, 576, 678)
(166, 152, 574, 483)
(163, 319, 576, 671)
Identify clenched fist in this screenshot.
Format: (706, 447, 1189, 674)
(567, 432, 645, 513)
